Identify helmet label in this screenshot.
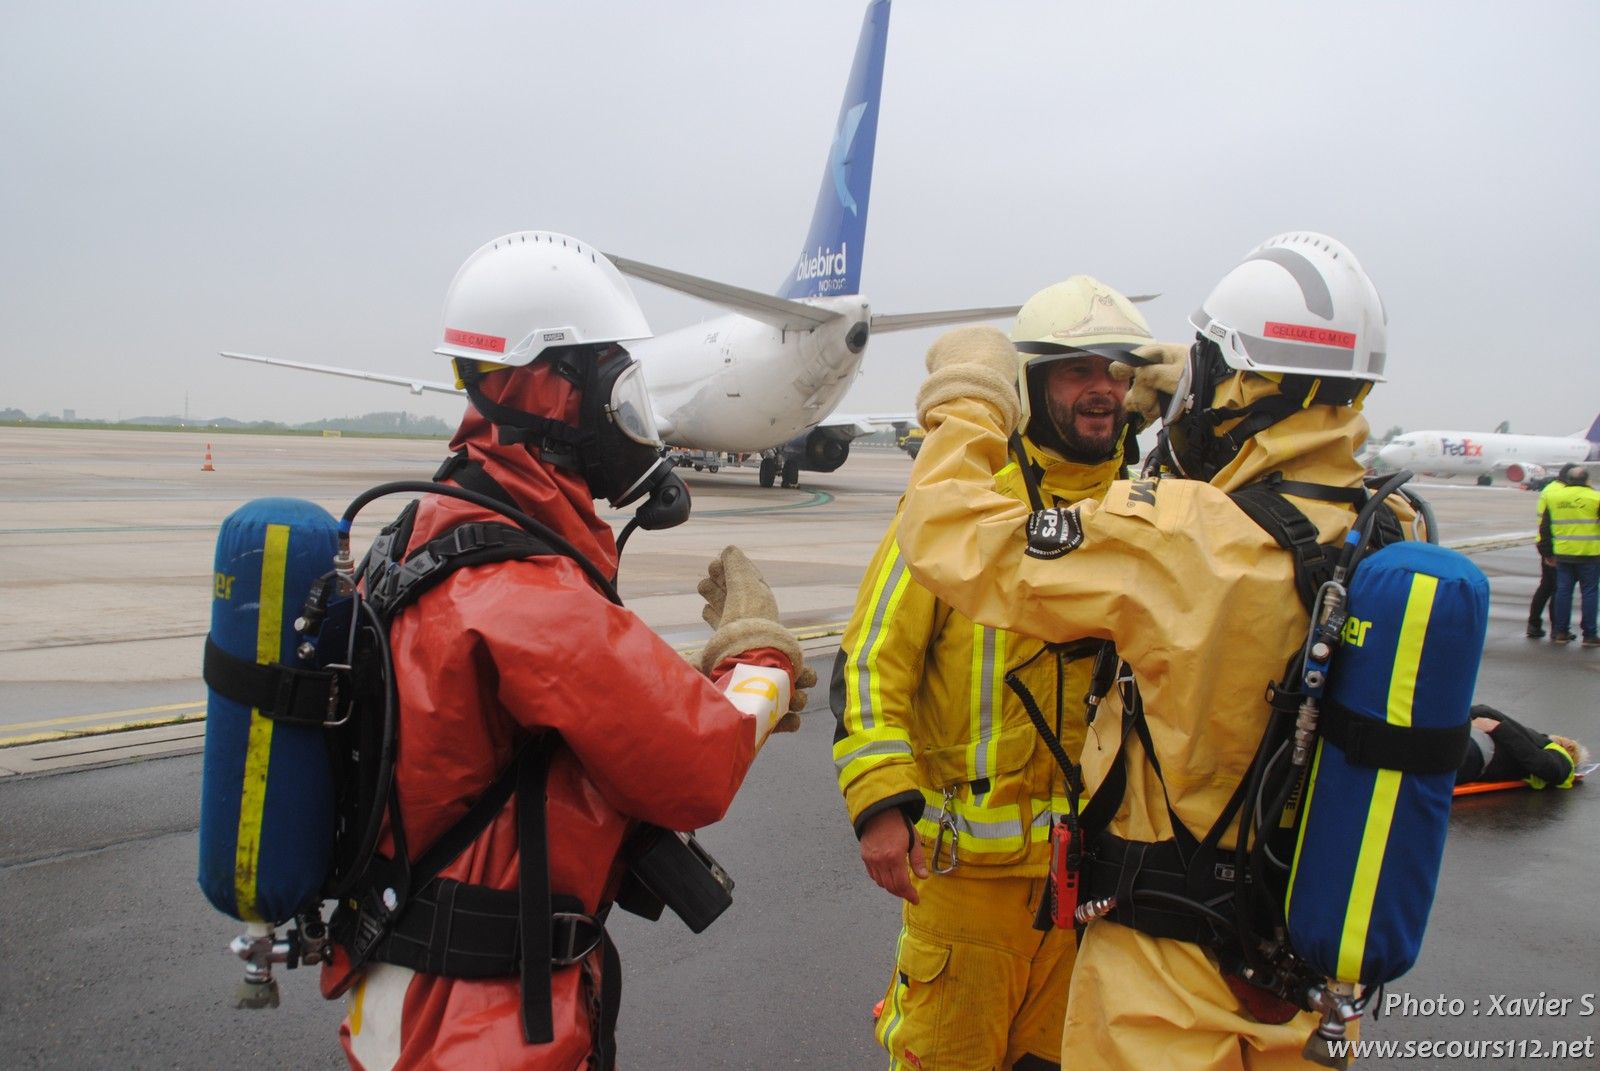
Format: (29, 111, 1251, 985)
(1263, 322, 1356, 349)
(443, 327, 507, 354)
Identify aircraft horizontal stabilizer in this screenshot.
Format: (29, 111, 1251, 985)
(608, 254, 844, 331)
(220, 352, 461, 396)
(870, 293, 1157, 334)
(870, 307, 1020, 332)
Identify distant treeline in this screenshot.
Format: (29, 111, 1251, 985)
(0, 409, 453, 439)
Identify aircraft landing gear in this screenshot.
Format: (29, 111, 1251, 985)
(781, 457, 801, 489)
(1476, 474, 1492, 487)
(758, 456, 778, 488)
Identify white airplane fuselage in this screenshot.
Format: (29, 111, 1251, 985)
(1377, 430, 1594, 483)
(634, 296, 870, 452)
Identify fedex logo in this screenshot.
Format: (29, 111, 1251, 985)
(1441, 438, 1484, 458)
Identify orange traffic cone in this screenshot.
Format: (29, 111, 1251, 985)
(201, 443, 215, 472)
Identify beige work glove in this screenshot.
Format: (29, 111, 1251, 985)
(697, 546, 810, 729)
(1112, 342, 1190, 426)
(915, 325, 1022, 433)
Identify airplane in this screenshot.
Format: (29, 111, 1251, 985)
(224, 1, 1143, 490)
(1375, 413, 1600, 487)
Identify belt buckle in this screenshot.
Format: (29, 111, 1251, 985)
(549, 911, 602, 967)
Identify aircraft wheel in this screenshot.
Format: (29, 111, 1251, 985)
(758, 457, 777, 488)
(1476, 474, 1492, 487)
(781, 457, 801, 489)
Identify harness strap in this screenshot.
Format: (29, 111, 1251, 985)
(367, 522, 557, 621)
(517, 737, 557, 1044)
(202, 636, 341, 727)
(1318, 699, 1472, 774)
(1228, 484, 1339, 610)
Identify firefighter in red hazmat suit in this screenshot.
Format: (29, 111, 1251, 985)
(321, 231, 813, 1071)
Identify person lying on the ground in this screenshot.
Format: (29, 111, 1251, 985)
(1457, 705, 1589, 789)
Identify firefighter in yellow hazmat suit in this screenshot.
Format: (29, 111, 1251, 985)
(832, 277, 1158, 1071)
(896, 233, 1394, 1070)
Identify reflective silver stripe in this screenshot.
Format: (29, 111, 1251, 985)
(920, 803, 1020, 842)
(1246, 247, 1334, 318)
(832, 737, 913, 775)
(972, 626, 997, 787)
(851, 550, 908, 732)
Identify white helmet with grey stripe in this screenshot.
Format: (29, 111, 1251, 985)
(1190, 231, 1386, 382)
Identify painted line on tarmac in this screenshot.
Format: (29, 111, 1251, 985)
(0, 708, 206, 748)
(0, 622, 852, 747)
(0, 524, 219, 535)
(691, 490, 835, 517)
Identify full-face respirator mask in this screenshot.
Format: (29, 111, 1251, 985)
(457, 345, 691, 539)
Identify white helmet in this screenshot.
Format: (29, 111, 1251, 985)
(1012, 275, 1153, 443)
(1189, 231, 1386, 382)
(435, 231, 651, 366)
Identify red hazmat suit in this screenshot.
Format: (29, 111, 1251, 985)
(321, 362, 795, 1070)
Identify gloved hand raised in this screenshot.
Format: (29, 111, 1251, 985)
(1112, 341, 1190, 425)
(698, 546, 809, 729)
(914, 325, 1022, 433)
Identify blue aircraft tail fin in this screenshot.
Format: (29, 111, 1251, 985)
(1586, 412, 1600, 444)
(777, 0, 890, 300)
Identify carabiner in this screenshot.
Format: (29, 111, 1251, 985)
(931, 787, 960, 875)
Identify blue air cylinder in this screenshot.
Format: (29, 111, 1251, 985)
(1285, 541, 1489, 986)
(198, 497, 339, 924)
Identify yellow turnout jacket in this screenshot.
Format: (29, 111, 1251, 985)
(833, 439, 1123, 876)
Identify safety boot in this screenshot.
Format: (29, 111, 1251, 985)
(1552, 632, 1574, 644)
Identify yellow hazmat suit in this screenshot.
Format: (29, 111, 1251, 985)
(835, 440, 1122, 1070)
(899, 375, 1386, 1070)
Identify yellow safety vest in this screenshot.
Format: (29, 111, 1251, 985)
(1543, 482, 1600, 559)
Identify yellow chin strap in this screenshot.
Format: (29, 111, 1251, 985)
(452, 357, 512, 390)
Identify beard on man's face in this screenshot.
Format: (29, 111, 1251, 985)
(1048, 393, 1126, 458)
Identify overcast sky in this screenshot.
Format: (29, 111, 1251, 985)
(3, 1, 1596, 438)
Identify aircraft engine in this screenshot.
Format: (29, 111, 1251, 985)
(799, 426, 853, 472)
(1504, 462, 1545, 485)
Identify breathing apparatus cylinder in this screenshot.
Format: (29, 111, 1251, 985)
(1283, 541, 1489, 986)
(198, 497, 340, 924)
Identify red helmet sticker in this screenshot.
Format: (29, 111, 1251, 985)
(443, 327, 507, 353)
(1263, 322, 1356, 349)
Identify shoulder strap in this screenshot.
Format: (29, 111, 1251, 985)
(367, 522, 558, 621)
(1227, 484, 1339, 612)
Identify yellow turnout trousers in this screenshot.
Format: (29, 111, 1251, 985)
(877, 872, 1074, 1070)
(1062, 922, 1341, 1070)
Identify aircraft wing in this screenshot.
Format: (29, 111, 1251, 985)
(607, 254, 844, 331)
(819, 410, 917, 437)
(869, 294, 1158, 333)
(220, 351, 462, 396)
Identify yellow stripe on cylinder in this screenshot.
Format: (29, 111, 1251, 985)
(233, 523, 290, 920)
(1335, 572, 1437, 980)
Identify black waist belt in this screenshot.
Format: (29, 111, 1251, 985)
(1083, 833, 1231, 947)
(370, 881, 603, 978)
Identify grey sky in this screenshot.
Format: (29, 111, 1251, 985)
(3, 1, 1596, 438)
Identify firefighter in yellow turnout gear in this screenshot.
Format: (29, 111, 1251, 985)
(898, 235, 1401, 1070)
(832, 278, 1157, 1071)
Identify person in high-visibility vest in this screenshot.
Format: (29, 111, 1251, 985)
(1539, 463, 1600, 646)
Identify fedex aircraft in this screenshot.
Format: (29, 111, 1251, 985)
(1376, 414, 1600, 486)
(224, 1, 1076, 489)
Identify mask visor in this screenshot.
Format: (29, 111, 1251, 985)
(606, 361, 664, 447)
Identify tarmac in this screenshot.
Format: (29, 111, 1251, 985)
(1, 427, 1596, 1069)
